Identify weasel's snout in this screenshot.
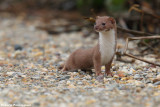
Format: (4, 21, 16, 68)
(105, 28, 111, 31)
(94, 26, 99, 30)
(94, 24, 113, 32)
(94, 26, 103, 31)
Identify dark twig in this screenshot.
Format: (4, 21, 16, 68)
(140, 12, 144, 31)
(140, 40, 157, 53)
(129, 4, 160, 20)
(119, 35, 160, 67)
(117, 26, 153, 36)
(141, 41, 160, 53)
(124, 53, 160, 66)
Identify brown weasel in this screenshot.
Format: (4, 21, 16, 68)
(62, 16, 117, 77)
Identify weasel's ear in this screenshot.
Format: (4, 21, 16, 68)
(108, 17, 115, 24)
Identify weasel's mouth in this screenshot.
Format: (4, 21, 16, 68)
(95, 28, 113, 32)
(105, 28, 112, 32)
(95, 29, 103, 32)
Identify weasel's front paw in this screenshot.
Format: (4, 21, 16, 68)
(105, 72, 113, 77)
(96, 75, 104, 83)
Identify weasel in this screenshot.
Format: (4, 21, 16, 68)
(62, 16, 117, 77)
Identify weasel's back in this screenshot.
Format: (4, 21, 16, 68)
(64, 47, 95, 70)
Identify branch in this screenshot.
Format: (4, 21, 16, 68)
(117, 35, 160, 67)
(124, 53, 160, 66)
(129, 4, 160, 20)
(117, 26, 153, 36)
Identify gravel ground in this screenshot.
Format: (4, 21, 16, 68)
(0, 14, 160, 107)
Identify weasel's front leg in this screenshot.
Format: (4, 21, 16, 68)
(93, 52, 102, 76)
(93, 54, 104, 82)
(94, 61, 102, 76)
(105, 60, 113, 76)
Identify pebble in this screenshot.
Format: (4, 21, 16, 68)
(31, 75, 40, 79)
(79, 71, 86, 75)
(113, 75, 119, 78)
(154, 81, 160, 85)
(77, 81, 83, 85)
(134, 80, 144, 87)
(105, 84, 118, 91)
(142, 73, 148, 76)
(156, 74, 160, 79)
(6, 72, 15, 76)
(84, 75, 92, 80)
(14, 44, 23, 51)
(59, 75, 70, 80)
(145, 80, 152, 84)
(0, 77, 4, 81)
(134, 74, 141, 79)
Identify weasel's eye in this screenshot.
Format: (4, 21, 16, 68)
(102, 23, 105, 25)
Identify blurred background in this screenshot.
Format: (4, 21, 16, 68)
(0, 1, 160, 106)
(0, 0, 159, 35)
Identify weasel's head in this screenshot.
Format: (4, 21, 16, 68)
(94, 16, 115, 32)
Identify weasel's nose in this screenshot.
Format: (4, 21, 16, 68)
(94, 26, 99, 30)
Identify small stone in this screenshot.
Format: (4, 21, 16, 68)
(14, 44, 23, 51)
(34, 52, 43, 57)
(101, 66, 105, 71)
(148, 83, 154, 87)
(84, 75, 92, 80)
(142, 73, 148, 76)
(130, 68, 136, 73)
(120, 67, 128, 73)
(66, 80, 71, 85)
(77, 81, 83, 85)
(152, 74, 160, 83)
(113, 75, 119, 78)
(154, 81, 160, 85)
(60, 75, 70, 80)
(33, 102, 40, 106)
(0, 77, 4, 81)
(74, 76, 80, 79)
(96, 75, 104, 83)
(121, 77, 127, 81)
(59, 80, 66, 84)
(134, 74, 141, 79)
(79, 71, 86, 75)
(40, 72, 47, 75)
(156, 74, 160, 79)
(145, 80, 152, 84)
(134, 80, 144, 87)
(105, 83, 118, 91)
(31, 75, 40, 79)
(117, 71, 126, 77)
(127, 80, 144, 87)
(16, 72, 23, 76)
(6, 72, 15, 76)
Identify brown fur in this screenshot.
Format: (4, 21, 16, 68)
(62, 16, 117, 76)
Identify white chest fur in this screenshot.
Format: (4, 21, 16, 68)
(99, 29, 116, 65)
